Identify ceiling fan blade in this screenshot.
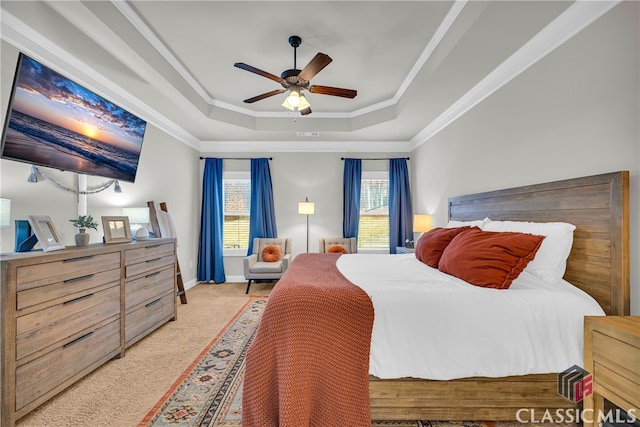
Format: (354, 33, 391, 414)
(300, 106, 312, 116)
(234, 62, 282, 83)
(298, 53, 332, 81)
(243, 89, 286, 103)
(308, 85, 357, 99)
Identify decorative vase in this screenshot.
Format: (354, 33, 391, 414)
(75, 229, 90, 246)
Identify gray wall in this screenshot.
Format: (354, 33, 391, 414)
(411, 2, 639, 314)
(200, 152, 408, 280)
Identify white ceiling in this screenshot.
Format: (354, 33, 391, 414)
(0, 1, 620, 152)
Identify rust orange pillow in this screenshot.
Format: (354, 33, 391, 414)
(438, 228, 545, 289)
(415, 226, 473, 268)
(262, 244, 281, 262)
(327, 244, 348, 254)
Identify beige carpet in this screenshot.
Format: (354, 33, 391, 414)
(16, 281, 275, 427)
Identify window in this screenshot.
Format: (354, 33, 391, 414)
(358, 172, 389, 249)
(223, 172, 250, 249)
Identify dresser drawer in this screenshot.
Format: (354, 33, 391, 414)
(17, 268, 121, 312)
(125, 267, 175, 311)
(16, 252, 121, 291)
(125, 254, 175, 278)
(15, 318, 120, 411)
(125, 242, 174, 265)
(125, 291, 174, 346)
(16, 285, 120, 361)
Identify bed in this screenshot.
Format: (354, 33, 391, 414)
(244, 171, 630, 424)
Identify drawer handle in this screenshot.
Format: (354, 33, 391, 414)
(145, 298, 162, 308)
(64, 274, 95, 284)
(63, 331, 94, 348)
(146, 271, 162, 278)
(146, 257, 162, 263)
(64, 255, 95, 263)
(63, 293, 94, 305)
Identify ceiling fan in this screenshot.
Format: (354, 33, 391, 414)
(234, 35, 357, 115)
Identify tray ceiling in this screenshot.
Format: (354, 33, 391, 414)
(0, 1, 620, 152)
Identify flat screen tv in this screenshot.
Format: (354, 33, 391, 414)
(1, 53, 147, 183)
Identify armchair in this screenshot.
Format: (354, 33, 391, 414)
(318, 237, 357, 254)
(243, 237, 292, 294)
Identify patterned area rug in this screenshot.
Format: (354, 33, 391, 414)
(138, 297, 543, 427)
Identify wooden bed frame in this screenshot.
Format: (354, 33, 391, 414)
(369, 171, 630, 421)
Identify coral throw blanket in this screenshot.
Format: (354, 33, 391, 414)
(242, 253, 375, 426)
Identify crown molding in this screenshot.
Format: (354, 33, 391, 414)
(200, 139, 413, 153)
(113, 0, 465, 121)
(1, 1, 620, 155)
(0, 9, 202, 152)
(409, 0, 621, 150)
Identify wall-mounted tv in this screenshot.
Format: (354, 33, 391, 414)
(1, 53, 147, 183)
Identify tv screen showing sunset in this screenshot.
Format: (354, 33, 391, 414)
(1, 54, 147, 182)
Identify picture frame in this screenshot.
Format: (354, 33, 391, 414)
(27, 215, 65, 252)
(102, 216, 132, 244)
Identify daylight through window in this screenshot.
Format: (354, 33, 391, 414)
(223, 176, 251, 249)
(358, 174, 389, 249)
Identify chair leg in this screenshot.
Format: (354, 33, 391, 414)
(245, 279, 252, 294)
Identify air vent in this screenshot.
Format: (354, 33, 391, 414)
(296, 131, 320, 137)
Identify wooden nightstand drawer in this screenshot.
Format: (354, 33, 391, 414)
(594, 363, 640, 407)
(15, 318, 120, 412)
(592, 330, 640, 384)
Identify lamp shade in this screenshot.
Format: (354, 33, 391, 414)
(298, 199, 315, 215)
(0, 198, 11, 227)
(122, 207, 150, 224)
(413, 214, 432, 233)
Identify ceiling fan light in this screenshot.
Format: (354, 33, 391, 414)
(287, 90, 301, 107)
(299, 94, 310, 110)
(281, 97, 295, 110)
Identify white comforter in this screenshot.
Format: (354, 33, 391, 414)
(336, 254, 605, 380)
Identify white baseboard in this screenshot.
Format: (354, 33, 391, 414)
(190, 275, 246, 286)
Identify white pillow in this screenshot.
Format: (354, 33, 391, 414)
(446, 217, 491, 230)
(483, 220, 576, 282)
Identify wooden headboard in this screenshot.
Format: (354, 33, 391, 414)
(448, 171, 629, 315)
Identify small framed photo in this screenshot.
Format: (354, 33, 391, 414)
(27, 215, 65, 252)
(102, 216, 132, 244)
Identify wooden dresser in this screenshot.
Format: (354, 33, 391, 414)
(583, 316, 640, 427)
(1, 239, 176, 427)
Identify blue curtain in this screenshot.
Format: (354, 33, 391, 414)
(389, 158, 413, 254)
(197, 158, 226, 283)
(247, 158, 278, 255)
(343, 158, 362, 239)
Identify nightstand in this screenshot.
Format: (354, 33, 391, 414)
(396, 247, 415, 254)
(583, 316, 640, 427)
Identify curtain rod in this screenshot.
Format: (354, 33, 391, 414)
(341, 157, 410, 160)
(200, 157, 273, 160)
